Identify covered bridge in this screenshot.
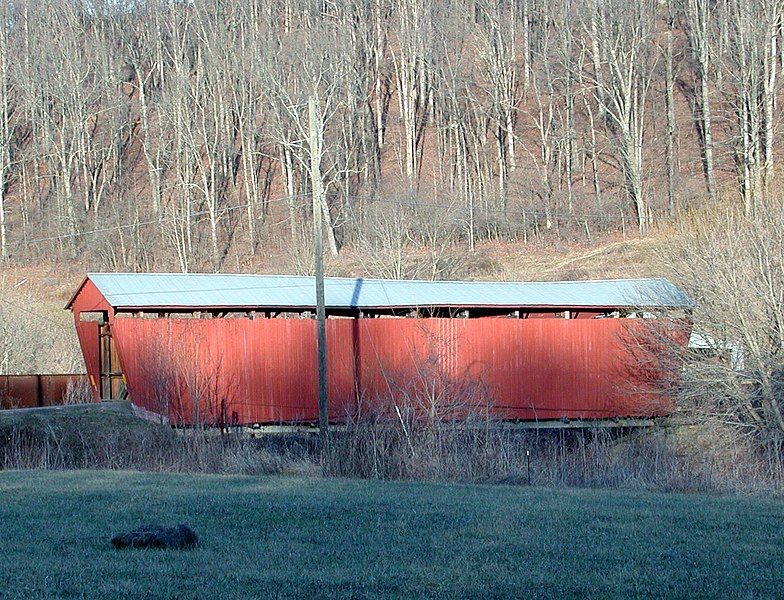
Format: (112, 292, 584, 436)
(66, 274, 692, 426)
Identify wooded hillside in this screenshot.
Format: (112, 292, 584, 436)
(0, 0, 781, 273)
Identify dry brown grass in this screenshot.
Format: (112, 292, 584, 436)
(0, 404, 317, 476)
(0, 267, 84, 374)
(1, 401, 781, 494)
(322, 414, 784, 494)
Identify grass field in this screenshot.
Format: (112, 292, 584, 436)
(1, 472, 783, 599)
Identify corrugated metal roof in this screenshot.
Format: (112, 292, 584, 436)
(79, 273, 693, 310)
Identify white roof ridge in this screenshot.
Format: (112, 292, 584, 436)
(87, 272, 670, 285)
(76, 272, 693, 310)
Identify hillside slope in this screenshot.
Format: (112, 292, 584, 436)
(0, 232, 672, 374)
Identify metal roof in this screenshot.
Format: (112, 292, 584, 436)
(73, 273, 693, 311)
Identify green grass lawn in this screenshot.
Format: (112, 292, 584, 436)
(1, 472, 782, 599)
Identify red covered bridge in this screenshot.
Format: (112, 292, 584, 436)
(66, 274, 692, 426)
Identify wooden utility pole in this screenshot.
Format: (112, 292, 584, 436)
(308, 94, 329, 436)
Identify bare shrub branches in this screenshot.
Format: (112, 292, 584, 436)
(0, 419, 317, 476)
(663, 199, 784, 456)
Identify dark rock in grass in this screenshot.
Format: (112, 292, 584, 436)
(111, 524, 198, 550)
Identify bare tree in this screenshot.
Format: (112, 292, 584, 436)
(523, 17, 558, 227)
(433, 10, 486, 249)
(681, 0, 718, 202)
(126, 3, 170, 217)
(588, 0, 658, 233)
(0, 0, 13, 261)
(264, 9, 359, 257)
(393, 0, 433, 183)
(665, 201, 784, 458)
(474, 0, 520, 207)
(717, 0, 783, 214)
(664, 0, 678, 217)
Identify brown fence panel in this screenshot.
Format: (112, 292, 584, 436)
(0, 374, 89, 409)
(0, 376, 37, 409)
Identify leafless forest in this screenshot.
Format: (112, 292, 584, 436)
(0, 0, 782, 272)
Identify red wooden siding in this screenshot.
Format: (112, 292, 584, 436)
(107, 317, 681, 425)
(68, 279, 113, 320)
(75, 320, 102, 402)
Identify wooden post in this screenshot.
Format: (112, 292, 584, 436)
(309, 94, 329, 437)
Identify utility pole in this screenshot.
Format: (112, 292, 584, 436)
(308, 94, 329, 437)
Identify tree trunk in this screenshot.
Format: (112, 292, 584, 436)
(665, 2, 677, 217)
